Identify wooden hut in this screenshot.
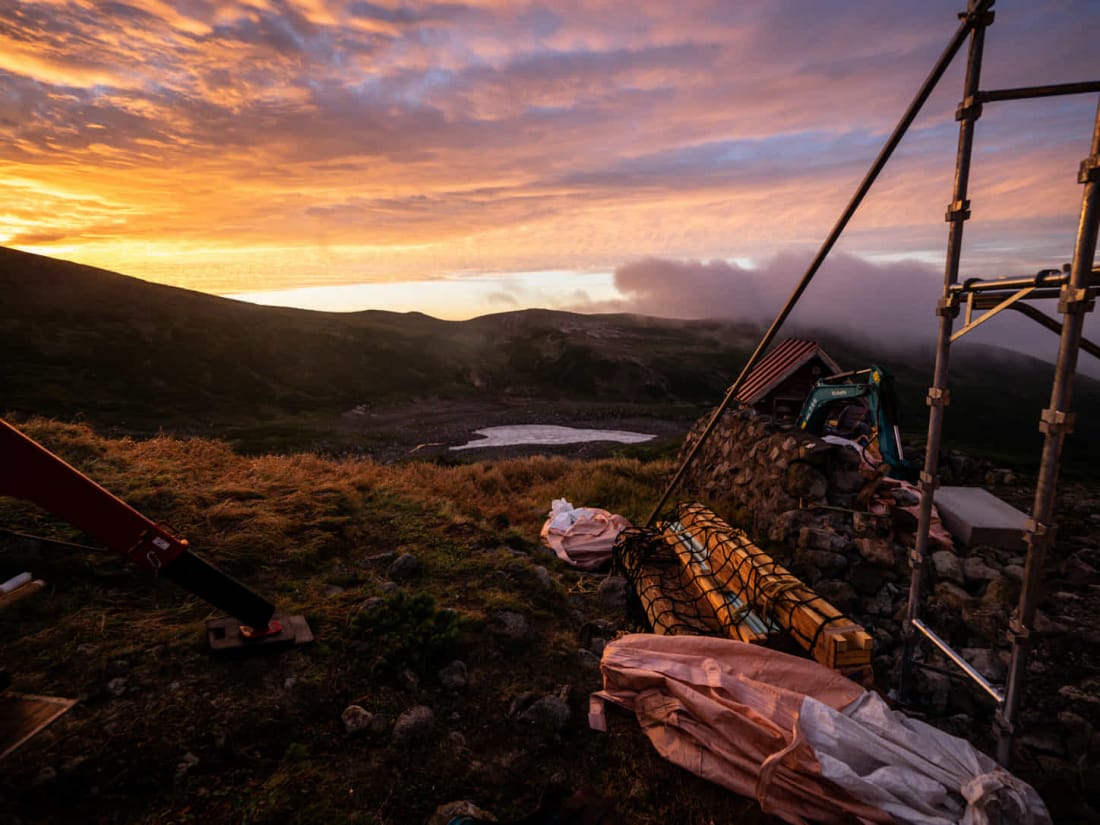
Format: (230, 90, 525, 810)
(735, 339, 841, 420)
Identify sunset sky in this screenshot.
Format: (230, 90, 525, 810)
(2, 1, 1098, 332)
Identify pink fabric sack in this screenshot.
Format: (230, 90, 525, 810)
(540, 498, 631, 571)
(590, 634, 1049, 825)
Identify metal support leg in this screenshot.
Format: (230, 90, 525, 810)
(997, 97, 1100, 765)
(900, 0, 991, 703)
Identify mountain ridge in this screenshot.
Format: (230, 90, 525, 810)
(3, 246, 1097, 469)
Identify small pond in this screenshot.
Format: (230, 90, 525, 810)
(451, 424, 656, 451)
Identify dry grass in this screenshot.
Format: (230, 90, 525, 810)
(0, 419, 776, 825)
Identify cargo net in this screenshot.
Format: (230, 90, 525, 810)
(614, 502, 872, 673)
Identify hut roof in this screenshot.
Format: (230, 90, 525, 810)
(735, 339, 842, 406)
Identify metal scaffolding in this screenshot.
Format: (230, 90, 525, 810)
(896, 4, 1100, 764)
(646, 0, 1100, 766)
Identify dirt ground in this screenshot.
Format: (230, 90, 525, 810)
(329, 397, 696, 463)
(2, 416, 1099, 824)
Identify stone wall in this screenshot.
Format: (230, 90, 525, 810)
(672, 407, 1034, 701)
(671, 406, 1100, 818)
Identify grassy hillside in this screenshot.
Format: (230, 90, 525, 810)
(3, 246, 1099, 470)
(0, 248, 757, 438)
(0, 419, 766, 825)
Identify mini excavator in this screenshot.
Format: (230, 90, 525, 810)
(0, 417, 311, 654)
(796, 365, 915, 479)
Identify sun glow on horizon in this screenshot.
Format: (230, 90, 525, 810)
(223, 270, 623, 319)
(1, 1, 1097, 316)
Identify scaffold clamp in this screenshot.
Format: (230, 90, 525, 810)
(1038, 408, 1076, 436)
(1079, 155, 1100, 184)
(1007, 618, 1032, 646)
(925, 386, 951, 407)
(1059, 286, 1095, 315)
(955, 98, 983, 122)
(944, 198, 972, 221)
(936, 294, 960, 317)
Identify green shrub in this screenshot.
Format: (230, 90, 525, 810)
(350, 590, 459, 679)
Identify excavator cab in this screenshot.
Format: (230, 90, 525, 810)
(796, 365, 915, 479)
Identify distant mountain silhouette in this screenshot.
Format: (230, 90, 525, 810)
(3, 246, 1097, 470)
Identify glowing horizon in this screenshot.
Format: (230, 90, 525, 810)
(2, 1, 1098, 317)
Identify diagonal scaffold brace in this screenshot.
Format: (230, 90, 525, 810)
(644, 1, 995, 527)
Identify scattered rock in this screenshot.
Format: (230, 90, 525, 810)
(507, 692, 537, 718)
(1058, 685, 1100, 707)
(61, 756, 87, 774)
(982, 573, 1020, 608)
(361, 551, 398, 567)
(519, 695, 571, 734)
(576, 649, 601, 670)
(848, 564, 893, 596)
(794, 548, 848, 577)
(428, 801, 498, 825)
(1021, 729, 1067, 758)
(533, 566, 553, 589)
(915, 669, 952, 713)
(828, 468, 865, 494)
(358, 597, 385, 616)
(1034, 755, 1080, 819)
(368, 714, 392, 737)
(388, 553, 422, 582)
(174, 752, 200, 784)
(392, 706, 434, 745)
(768, 509, 818, 543)
(400, 669, 421, 692)
(933, 581, 973, 610)
(597, 576, 629, 611)
(489, 610, 531, 641)
(931, 550, 964, 586)
(34, 766, 57, 786)
(1058, 710, 1094, 758)
(891, 487, 920, 507)
(867, 587, 895, 617)
(341, 705, 374, 735)
(106, 677, 127, 698)
(438, 660, 468, 691)
(962, 556, 1000, 584)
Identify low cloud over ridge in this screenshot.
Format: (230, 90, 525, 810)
(585, 251, 1097, 367)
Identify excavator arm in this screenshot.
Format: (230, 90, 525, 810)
(0, 417, 277, 633)
(796, 366, 913, 478)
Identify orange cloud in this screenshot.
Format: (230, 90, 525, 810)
(0, 1, 1096, 300)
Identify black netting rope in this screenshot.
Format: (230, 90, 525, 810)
(613, 527, 723, 636)
(670, 503, 860, 658)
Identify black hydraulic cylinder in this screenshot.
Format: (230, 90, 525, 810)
(162, 550, 276, 631)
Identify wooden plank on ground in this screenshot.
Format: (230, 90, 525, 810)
(0, 693, 76, 760)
